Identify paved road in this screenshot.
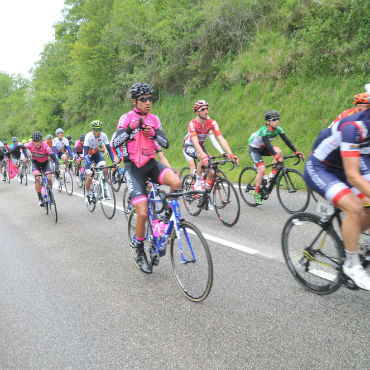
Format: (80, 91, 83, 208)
(1, 179, 370, 369)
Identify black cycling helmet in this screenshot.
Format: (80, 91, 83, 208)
(79, 134, 85, 141)
(31, 131, 43, 142)
(12, 137, 18, 142)
(66, 135, 72, 140)
(265, 110, 280, 121)
(129, 83, 153, 100)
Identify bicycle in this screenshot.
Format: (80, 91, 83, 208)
(76, 161, 86, 189)
(182, 155, 240, 227)
(84, 165, 116, 219)
(18, 159, 28, 186)
(127, 185, 213, 302)
(281, 201, 370, 295)
(238, 155, 310, 214)
(35, 170, 58, 223)
(109, 166, 125, 192)
(56, 159, 74, 195)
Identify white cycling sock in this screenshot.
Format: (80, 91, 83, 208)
(344, 250, 361, 268)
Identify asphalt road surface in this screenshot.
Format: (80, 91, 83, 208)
(1, 177, 370, 369)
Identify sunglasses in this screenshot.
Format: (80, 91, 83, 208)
(199, 107, 208, 112)
(269, 118, 280, 121)
(92, 128, 102, 132)
(138, 96, 154, 103)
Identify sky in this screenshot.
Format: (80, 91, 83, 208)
(0, 0, 65, 79)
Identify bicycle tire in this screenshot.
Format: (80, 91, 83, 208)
(76, 169, 84, 188)
(179, 166, 190, 179)
(276, 169, 310, 214)
(281, 212, 344, 294)
(109, 168, 122, 192)
(127, 209, 153, 271)
(169, 220, 213, 302)
(64, 168, 73, 195)
(212, 177, 240, 227)
(181, 174, 202, 216)
(238, 166, 258, 207)
(122, 185, 133, 221)
(99, 179, 116, 219)
(86, 183, 97, 212)
(23, 166, 27, 186)
(47, 184, 58, 223)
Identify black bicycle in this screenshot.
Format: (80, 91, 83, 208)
(35, 171, 58, 223)
(282, 203, 370, 294)
(109, 166, 125, 192)
(238, 155, 310, 214)
(182, 155, 240, 227)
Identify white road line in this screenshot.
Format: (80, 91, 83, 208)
(30, 176, 267, 257)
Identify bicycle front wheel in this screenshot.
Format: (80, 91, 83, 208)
(47, 185, 58, 223)
(170, 220, 213, 302)
(281, 212, 344, 294)
(179, 166, 190, 179)
(99, 179, 116, 219)
(64, 169, 73, 195)
(212, 177, 240, 227)
(238, 166, 258, 207)
(181, 174, 202, 216)
(86, 184, 97, 212)
(276, 169, 310, 214)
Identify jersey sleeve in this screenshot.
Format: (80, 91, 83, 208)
(340, 122, 363, 157)
(210, 120, 222, 136)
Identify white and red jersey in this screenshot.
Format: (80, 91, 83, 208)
(184, 118, 222, 146)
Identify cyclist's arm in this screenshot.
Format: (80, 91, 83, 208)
(49, 152, 59, 170)
(343, 156, 370, 198)
(66, 145, 74, 159)
(209, 131, 224, 154)
(5, 144, 24, 156)
(52, 145, 58, 158)
(153, 128, 169, 149)
(280, 133, 297, 153)
(105, 143, 115, 163)
(216, 134, 233, 156)
(21, 148, 29, 158)
(157, 151, 171, 168)
(190, 135, 207, 159)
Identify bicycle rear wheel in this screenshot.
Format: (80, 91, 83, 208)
(281, 212, 344, 294)
(99, 179, 116, 219)
(109, 168, 122, 192)
(64, 168, 73, 195)
(238, 166, 258, 206)
(212, 177, 240, 227)
(170, 220, 213, 302)
(181, 174, 202, 216)
(122, 185, 133, 221)
(47, 185, 58, 223)
(276, 169, 310, 214)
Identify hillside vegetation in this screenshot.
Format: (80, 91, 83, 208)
(0, 0, 369, 179)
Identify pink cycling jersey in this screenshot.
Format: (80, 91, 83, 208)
(24, 142, 53, 163)
(117, 108, 163, 163)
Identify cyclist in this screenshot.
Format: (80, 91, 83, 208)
(6, 131, 60, 206)
(304, 100, 370, 290)
(248, 110, 304, 205)
(53, 128, 74, 187)
(45, 134, 53, 150)
(329, 92, 369, 128)
(74, 134, 85, 183)
(0, 142, 7, 181)
(84, 120, 116, 203)
(114, 82, 181, 274)
(9, 137, 29, 182)
(183, 99, 238, 191)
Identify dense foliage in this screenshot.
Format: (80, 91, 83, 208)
(0, 0, 369, 177)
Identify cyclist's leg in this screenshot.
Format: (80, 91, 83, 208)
(249, 147, 265, 204)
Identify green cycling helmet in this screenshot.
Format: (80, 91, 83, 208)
(90, 120, 103, 129)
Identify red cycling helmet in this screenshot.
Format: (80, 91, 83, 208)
(193, 100, 209, 113)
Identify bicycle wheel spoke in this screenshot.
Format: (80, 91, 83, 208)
(47, 185, 58, 223)
(282, 212, 344, 294)
(181, 174, 202, 216)
(213, 178, 240, 227)
(277, 169, 310, 213)
(170, 221, 213, 301)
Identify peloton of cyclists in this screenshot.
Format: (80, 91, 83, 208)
(114, 82, 181, 274)
(304, 90, 370, 291)
(248, 110, 304, 205)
